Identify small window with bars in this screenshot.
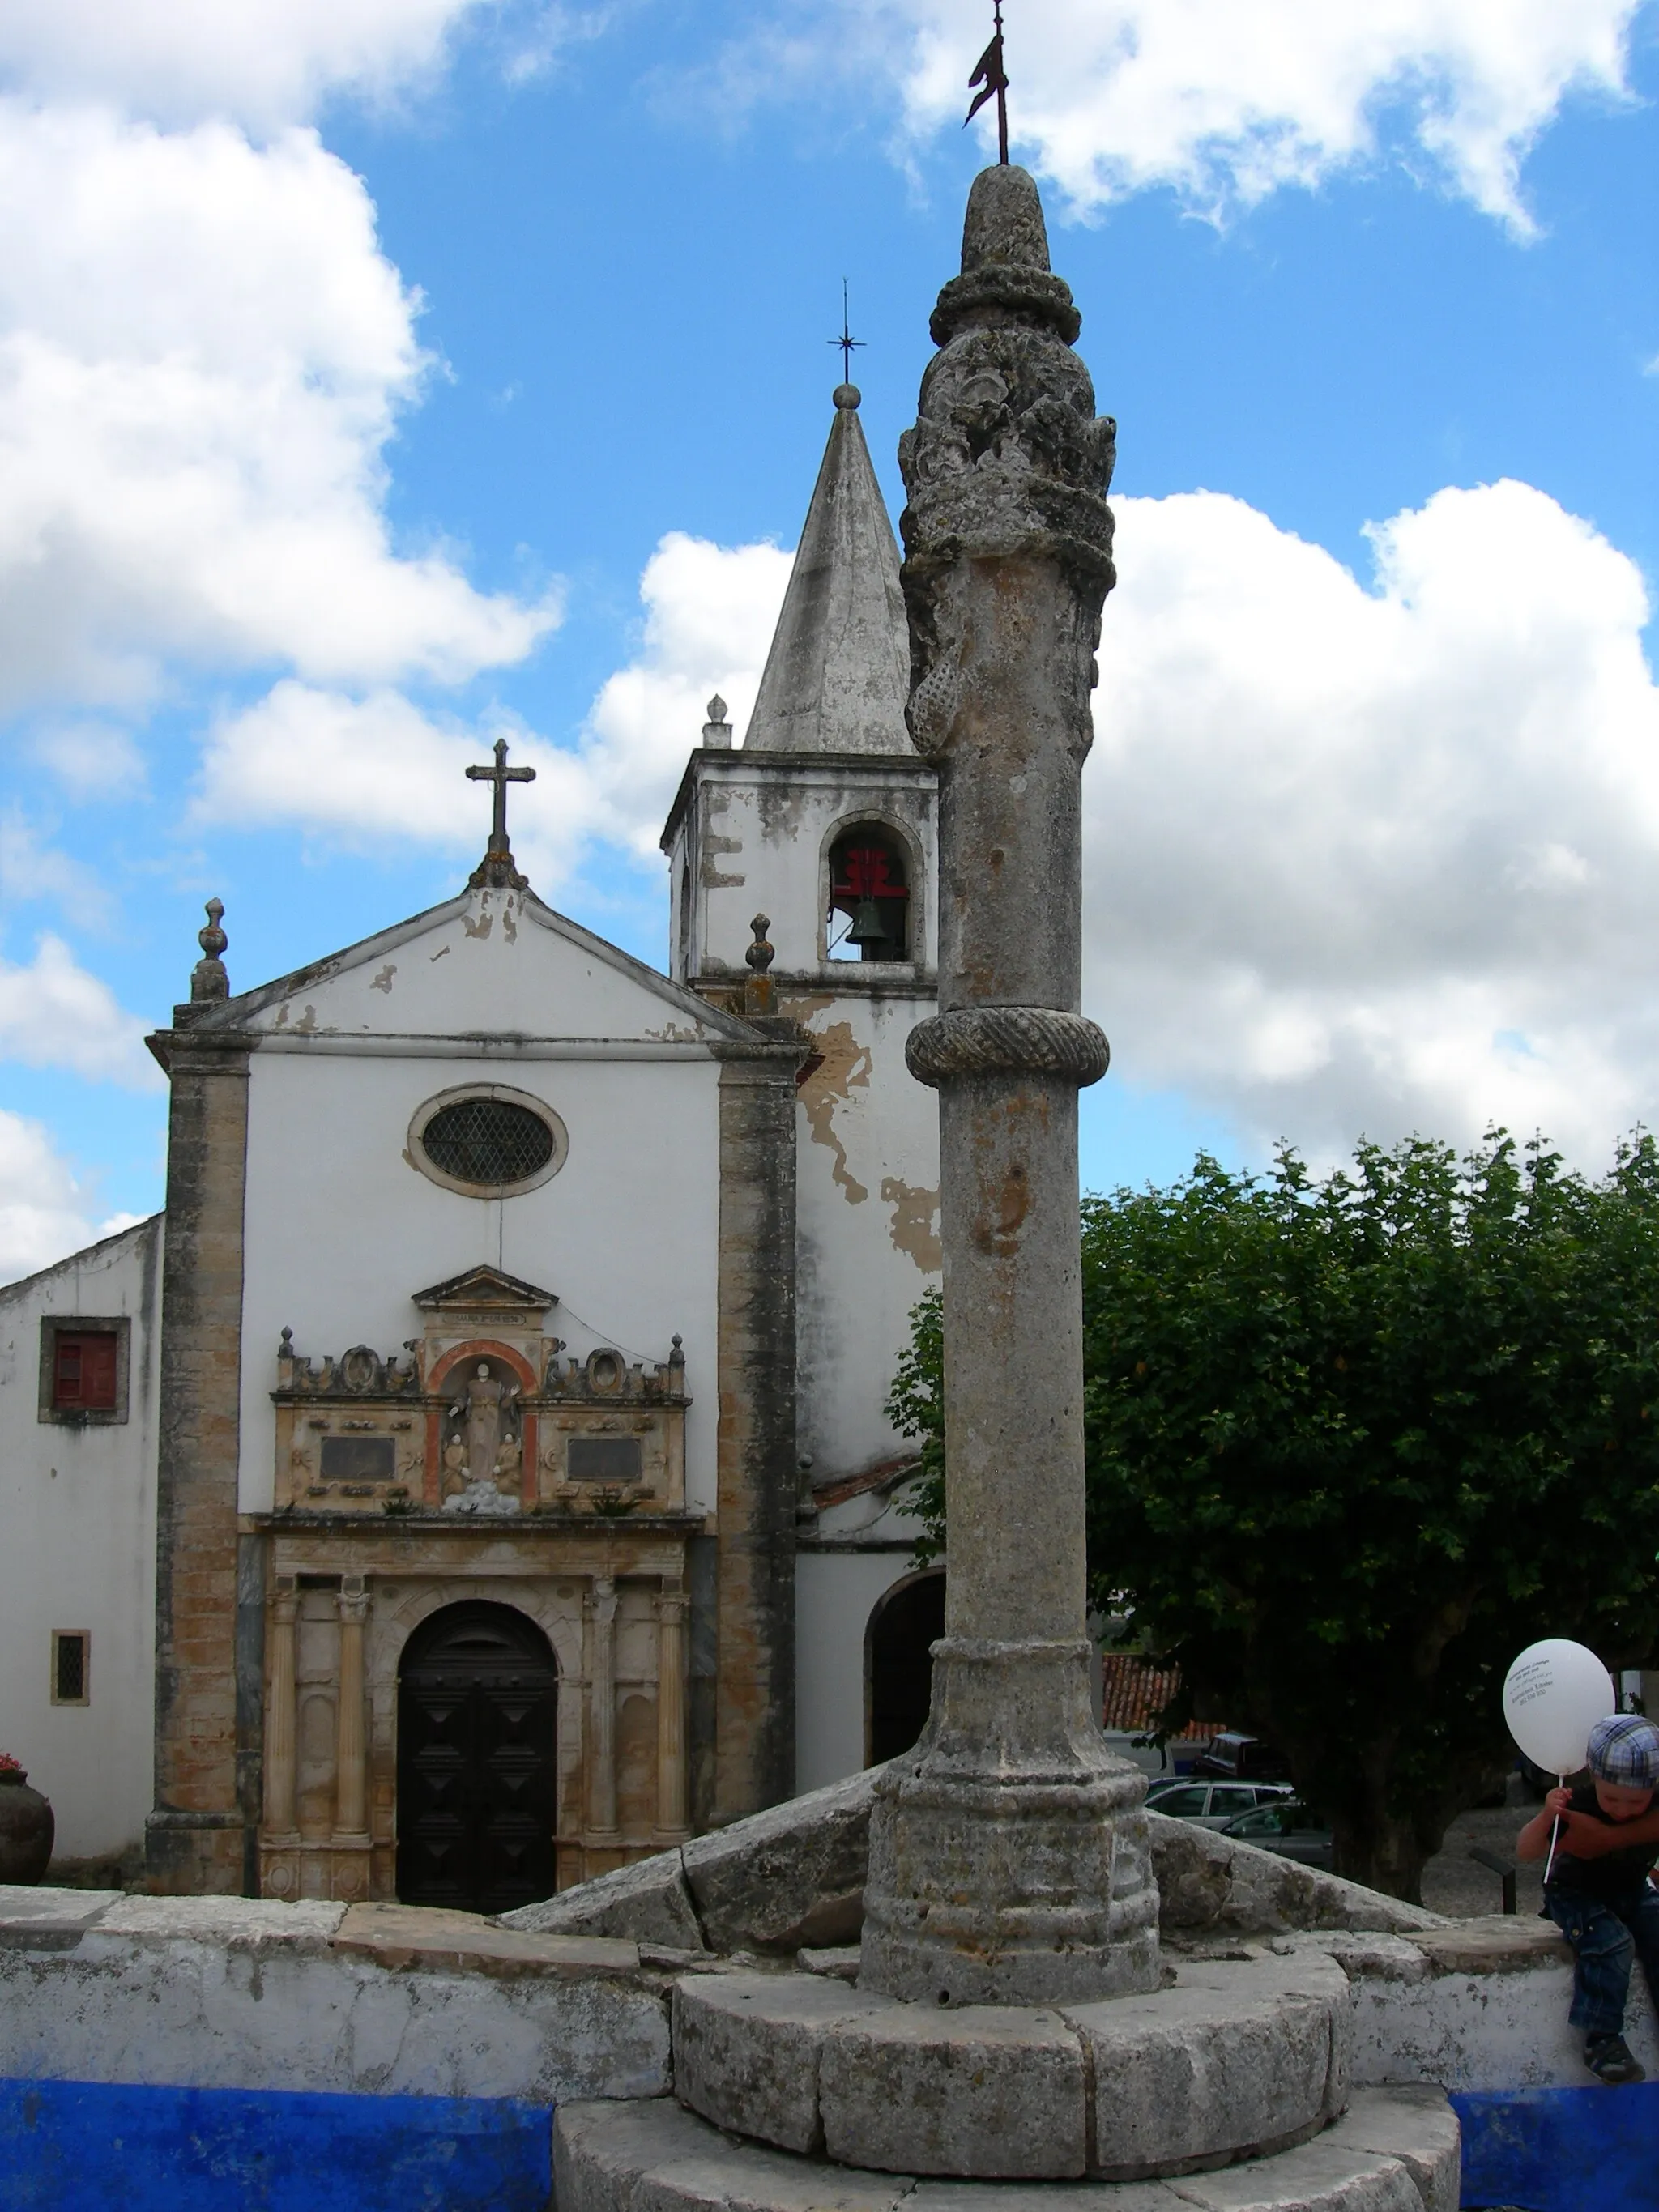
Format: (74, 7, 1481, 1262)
(51, 1630, 89, 1706)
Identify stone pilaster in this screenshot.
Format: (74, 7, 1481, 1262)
(146, 1015, 254, 1894)
(655, 1577, 689, 1838)
(713, 1037, 803, 1824)
(590, 1575, 620, 1837)
(860, 165, 1158, 2005)
(334, 1583, 370, 1840)
(262, 1584, 298, 1839)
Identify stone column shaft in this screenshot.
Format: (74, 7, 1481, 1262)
(656, 1579, 689, 1836)
(860, 164, 1158, 2009)
(334, 1586, 370, 1839)
(590, 1575, 619, 1836)
(262, 1585, 298, 1838)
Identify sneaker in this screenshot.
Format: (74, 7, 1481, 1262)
(1585, 2033, 1645, 2084)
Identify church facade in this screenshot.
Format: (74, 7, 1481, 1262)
(0, 386, 944, 1907)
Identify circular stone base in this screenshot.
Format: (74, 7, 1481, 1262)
(557, 2085, 1458, 2212)
(672, 1954, 1352, 2181)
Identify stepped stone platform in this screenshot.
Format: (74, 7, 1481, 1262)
(673, 1955, 1350, 2181)
(557, 2084, 1459, 2212)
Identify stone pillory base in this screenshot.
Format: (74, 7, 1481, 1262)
(531, 163, 1462, 2212)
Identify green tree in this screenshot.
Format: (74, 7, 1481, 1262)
(889, 1131, 1659, 1901)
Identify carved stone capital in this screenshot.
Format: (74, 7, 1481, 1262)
(906, 1007, 1109, 1089)
(898, 168, 1116, 606)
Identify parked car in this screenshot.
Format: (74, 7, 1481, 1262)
(1218, 1797, 1334, 1870)
(1190, 1732, 1290, 1782)
(1142, 1779, 1295, 1830)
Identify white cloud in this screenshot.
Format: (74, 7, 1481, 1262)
(876, 0, 1639, 228)
(0, 0, 487, 130)
(198, 533, 792, 889)
(0, 1108, 144, 1286)
(0, 104, 557, 719)
(577, 532, 794, 858)
(0, 936, 161, 1089)
(1085, 479, 1659, 1165)
(29, 722, 147, 799)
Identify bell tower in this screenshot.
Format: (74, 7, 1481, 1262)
(661, 381, 940, 1508)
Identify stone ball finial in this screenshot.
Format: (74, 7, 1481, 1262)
(961, 164, 1051, 273)
(707, 694, 727, 723)
(746, 914, 775, 973)
(190, 896, 229, 1002)
(702, 695, 734, 750)
(833, 383, 861, 411)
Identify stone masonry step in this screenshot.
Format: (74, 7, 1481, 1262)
(554, 2085, 1457, 2212)
(672, 1957, 1351, 2181)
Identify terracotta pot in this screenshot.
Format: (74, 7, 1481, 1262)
(0, 1769, 54, 1884)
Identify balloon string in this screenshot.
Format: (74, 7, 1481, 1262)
(1542, 1774, 1564, 1885)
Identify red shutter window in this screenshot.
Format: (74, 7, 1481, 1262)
(53, 1331, 118, 1411)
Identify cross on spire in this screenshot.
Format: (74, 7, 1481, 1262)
(828, 279, 865, 388)
(965, 0, 1010, 165)
(466, 736, 535, 889)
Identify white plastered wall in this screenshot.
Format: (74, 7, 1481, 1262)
(673, 757, 942, 1484)
(237, 1048, 723, 1517)
(0, 1218, 162, 1862)
(228, 888, 729, 1520)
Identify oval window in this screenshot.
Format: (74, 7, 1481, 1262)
(408, 1086, 568, 1198)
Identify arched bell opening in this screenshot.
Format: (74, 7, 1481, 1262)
(865, 1566, 946, 1764)
(395, 1600, 557, 1915)
(827, 823, 910, 963)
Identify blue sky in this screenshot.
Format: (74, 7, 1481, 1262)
(0, 0, 1653, 1275)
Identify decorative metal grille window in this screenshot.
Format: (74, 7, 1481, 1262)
(52, 1630, 88, 1705)
(419, 1097, 557, 1191)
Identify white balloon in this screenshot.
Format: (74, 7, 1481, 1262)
(1503, 1639, 1616, 1776)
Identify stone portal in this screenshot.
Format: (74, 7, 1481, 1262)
(394, 1600, 557, 1914)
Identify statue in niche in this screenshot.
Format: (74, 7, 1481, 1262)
(441, 1360, 522, 1516)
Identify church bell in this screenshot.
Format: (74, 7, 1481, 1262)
(846, 897, 885, 947)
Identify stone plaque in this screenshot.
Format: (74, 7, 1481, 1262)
(319, 1436, 396, 1484)
(569, 1436, 642, 1482)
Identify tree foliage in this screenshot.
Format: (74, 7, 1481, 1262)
(888, 1131, 1659, 1900)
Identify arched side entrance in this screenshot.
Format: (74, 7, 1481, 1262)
(396, 1600, 557, 1914)
(865, 1569, 945, 1766)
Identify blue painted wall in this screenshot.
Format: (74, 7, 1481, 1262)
(0, 2078, 552, 2211)
(1455, 2082, 1659, 2212)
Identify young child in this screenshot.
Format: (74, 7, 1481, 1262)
(1517, 1712, 1659, 2083)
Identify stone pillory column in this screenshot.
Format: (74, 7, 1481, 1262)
(861, 164, 1159, 2006)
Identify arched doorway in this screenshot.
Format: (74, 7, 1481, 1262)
(396, 1600, 557, 1914)
(866, 1570, 945, 1764)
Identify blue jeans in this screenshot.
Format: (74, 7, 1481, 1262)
(1545, 1885, 1659, 2038)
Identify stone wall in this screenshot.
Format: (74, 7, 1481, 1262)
(0, 1888, 670, 2103)
(6, 1883, 1644, 2112)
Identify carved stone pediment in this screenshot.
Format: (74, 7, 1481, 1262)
(410, 1265, 557, 1319)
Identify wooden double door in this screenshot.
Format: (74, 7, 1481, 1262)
(396, 1601, 557, 1915)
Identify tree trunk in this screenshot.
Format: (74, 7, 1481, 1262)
(1331, 1811, 1428, 1904)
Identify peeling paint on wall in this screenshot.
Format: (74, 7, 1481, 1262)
(796, 1020, 872, 1204)
(880, 1176, 942, 1272)
(370, 965, 396, 995)
(462, 910, 493, 940)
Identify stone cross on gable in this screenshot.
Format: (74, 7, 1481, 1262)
(467, 737, 535, 859)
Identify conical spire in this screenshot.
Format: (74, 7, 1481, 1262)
(743, 385, 913, 757)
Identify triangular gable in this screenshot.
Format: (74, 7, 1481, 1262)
(412, 1265, 557, 1315)
(168, 882, 761, 1050)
